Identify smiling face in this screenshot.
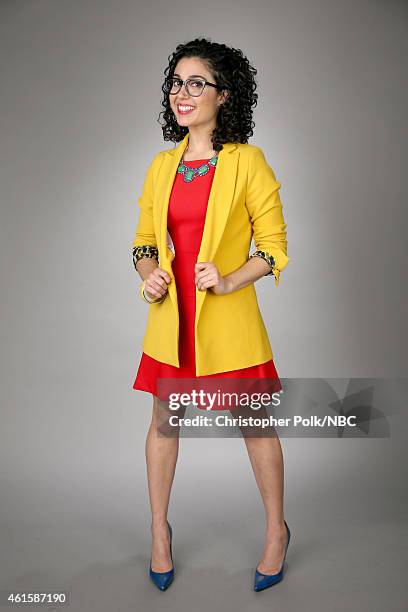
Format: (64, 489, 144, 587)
(169, 56, 228, 130)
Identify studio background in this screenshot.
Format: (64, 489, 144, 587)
(0, 1, 406, 610)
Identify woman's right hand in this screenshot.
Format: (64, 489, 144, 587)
(144, 267, 172, 301)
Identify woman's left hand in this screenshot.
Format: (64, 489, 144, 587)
(194, 262, 231, 295)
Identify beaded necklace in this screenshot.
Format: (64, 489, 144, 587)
(177, 146, 218, 183)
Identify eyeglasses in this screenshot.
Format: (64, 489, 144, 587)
(165, 76, 229, 97)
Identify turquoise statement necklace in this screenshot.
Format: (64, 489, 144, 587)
(177, 147, 218, 183)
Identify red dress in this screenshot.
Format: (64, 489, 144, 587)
(133, 157, 282, 407)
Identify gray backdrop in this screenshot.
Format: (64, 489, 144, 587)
(0, 1, 406, 610)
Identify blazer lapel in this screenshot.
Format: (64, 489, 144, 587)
(154, 132, 239, 327)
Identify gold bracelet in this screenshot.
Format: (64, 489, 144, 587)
(139, 280, 165, 304)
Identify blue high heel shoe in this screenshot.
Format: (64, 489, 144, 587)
(253, 520, 291, 592)
(149, 520, 174, 591)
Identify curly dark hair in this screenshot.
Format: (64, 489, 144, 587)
(158, 37, 258, 152)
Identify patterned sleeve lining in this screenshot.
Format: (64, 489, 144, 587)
(132, 245, 159, 271)
(249, 250, 278, 281)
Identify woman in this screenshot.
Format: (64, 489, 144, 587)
(131, 38, 291, 592)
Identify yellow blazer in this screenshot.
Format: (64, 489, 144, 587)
(132, 132, 290, 376)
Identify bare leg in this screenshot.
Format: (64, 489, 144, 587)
(145, 395, 184, 571)
(234, 406, 288, 574)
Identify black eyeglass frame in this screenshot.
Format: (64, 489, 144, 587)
(165, 76, 230, 97)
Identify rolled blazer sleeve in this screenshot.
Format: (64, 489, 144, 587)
(132, 153, 162, 249)
(245, 147, 290, 286)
